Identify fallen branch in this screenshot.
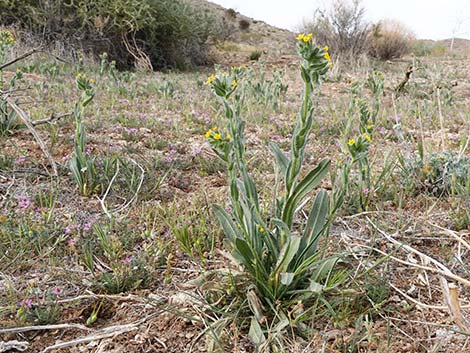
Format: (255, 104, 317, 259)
(0, 323, 91, 335)
(440, 277, 470, 331)
(5, 98, 58, 176)
(0, 47, 42, 71)
(32, 111, 73, 127)
(0, 340, 28, 352)
(40, 311, 164, 353)
(367, 218, 470, 287)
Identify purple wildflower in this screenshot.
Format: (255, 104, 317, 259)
(52, 288, 63, 296)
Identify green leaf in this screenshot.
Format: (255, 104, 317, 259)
(282, 159, 330, 227)
(212, 204, 240, 244)
(269, 142, 289, 175)
(248, 317, 266, 347)
(301, 189, 329, 256)
(280, 272, 295, 286)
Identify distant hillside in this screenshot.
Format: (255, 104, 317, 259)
(188, 0, 296, 64)
(415, 38, 470, 56)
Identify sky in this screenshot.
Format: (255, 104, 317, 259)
(209, 0, 470, 40)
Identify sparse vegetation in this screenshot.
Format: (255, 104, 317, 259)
(1, 1, 470, 352)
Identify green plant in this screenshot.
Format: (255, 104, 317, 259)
(249, 50, 262, 61)
(0, 31, 22, 136)
(68, 73, 100, 196)
(0, 0, 223, 70)
(343, 71, 387, 212)
(242, 62, 288, 112)
(399, 151, 470, 196)
(205, 33, 349, 341)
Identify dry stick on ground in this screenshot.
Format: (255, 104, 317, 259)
(5, 98, 58, 176)
(440, 277, 470, 331)
(367, 218, 470, 287)
(39, 311, 165, 353)
(0, 323, 92, 335)
(353, 243, 470, 310)
(31, 111, 73, 127)
(0, 340, 29, 352)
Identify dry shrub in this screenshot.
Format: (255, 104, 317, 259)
(301, 0, 370, 62)
(369, 19, 415, 60)
(239, 19, 250, 31)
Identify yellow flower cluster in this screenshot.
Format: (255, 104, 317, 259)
(362, 132, 371, 142)
(296, 33, 313, 43)
(206, 74, 216, 85)
(76, 72, 95, 84)
(231, 79, 237, 88)
(0, 30, 16, 45)
(205, 127, 231, 141)
(323, 46, 333, 68)
(348, 138, 355, 146)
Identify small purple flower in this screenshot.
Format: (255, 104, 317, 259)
(22, 298, 32, 308)
(363, 188, 370, 195)
(68, 238, 76, 247)
(165, 156, 173, 163)
(225, 206, 232, 213)
(169, 148, 177, 155)
(83, 222, 93, 231)
(15, 156, 26, 164)
(192, 146, 203, 156)
(126, 127, 138, 134)
(52, 288, 63, 296)
(139, 113, 148, 120)
(122, 256, 132, 265)
(18, 199, 32, 210)
(85, 148, 92, 156)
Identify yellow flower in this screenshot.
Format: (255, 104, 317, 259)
(257, 225, 265, 233)
(363, 133, 371, 142)
(226, 134, 231, 140)
(242, 65, 247, 70)
(205, 129, 212, 138)
(206, 74, 216, 85)
(296, 33, 305, 41)
(367, 125, 372, 130)
(348, 138, 355, 146)
(89, 78, 95, 84)
(231, 80, 237, 88)
(324, 45, 329, 52)
(214, 133, 221, 140)
(212, 127, 218, 131)
(303, 33, 313, 42)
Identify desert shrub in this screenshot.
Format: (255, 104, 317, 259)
(301, 0, 369, 61)
(249, 50, 262, 61)
(369, 20, 415, 60)
(225, 8, 237, 20)
(0, 0, 223, 70)
(239, 19, 251, 30)
(400, 151, 470, 196)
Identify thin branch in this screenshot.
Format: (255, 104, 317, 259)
(5, 98, 58, 176)
(40, 311, 165, 353)
(31, 111, 73, 127)
(0, 47, 43, 71)
(0, 323, 91, 335)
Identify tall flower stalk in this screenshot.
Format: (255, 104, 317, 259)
(206, 34, 346, 317)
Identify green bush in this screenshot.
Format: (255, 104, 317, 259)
(0, 0, 223, 70)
